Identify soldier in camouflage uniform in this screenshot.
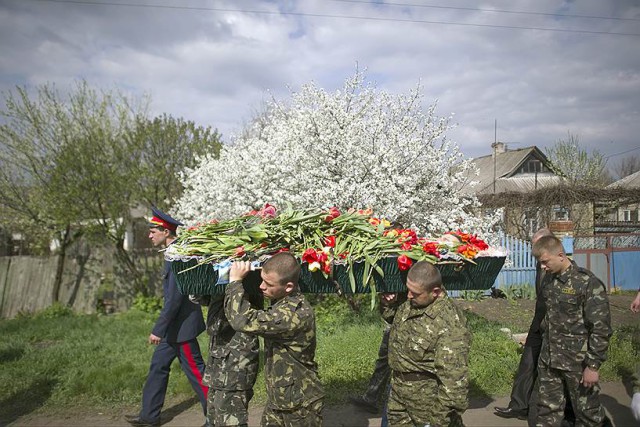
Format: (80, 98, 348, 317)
(382, 260, 471, 427)
(533, 235, 612, 427)
(192, 293, 261, 427)
(224, 253, 324, 427)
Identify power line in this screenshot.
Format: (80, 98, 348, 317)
(604, 145, 640, 159)
(330, 0, 640, 22)
(24, 0, 640, 37)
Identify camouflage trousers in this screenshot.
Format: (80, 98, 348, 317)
(261, 398, 323, 427)
(387, 377, 465, 427)
(536, 361, 605, 427)
(206, 388, 253, 427)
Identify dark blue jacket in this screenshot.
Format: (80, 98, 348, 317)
(525, 262, 545, 347)
(152, 260, 205, 343)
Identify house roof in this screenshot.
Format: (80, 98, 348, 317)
(607, 170, 640, 189)
(460, 145, 564, 195)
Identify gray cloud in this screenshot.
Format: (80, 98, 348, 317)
(1, 0, 639, 163)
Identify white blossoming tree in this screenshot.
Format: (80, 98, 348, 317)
(176, 71, 498, 237)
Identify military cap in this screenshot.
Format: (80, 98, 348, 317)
(148, 205, 183, 232)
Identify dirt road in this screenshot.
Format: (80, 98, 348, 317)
(11, 381, 637, 427)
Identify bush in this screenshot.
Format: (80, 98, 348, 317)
(132, 293, 163, 314)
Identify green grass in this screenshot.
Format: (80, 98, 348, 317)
(1, 297, 637, 421)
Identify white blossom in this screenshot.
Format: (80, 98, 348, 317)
(175, 71, 500, 239)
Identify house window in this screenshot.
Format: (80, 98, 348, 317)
(553, 206, 569, 221)
(623, 210, 631, 222)
(523, 208, 539, 236)
(519, 159, 550, 174)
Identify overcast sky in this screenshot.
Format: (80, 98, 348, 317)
(1, 0, 639, 165)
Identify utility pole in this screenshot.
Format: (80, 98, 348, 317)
(493, 119, 497, 194)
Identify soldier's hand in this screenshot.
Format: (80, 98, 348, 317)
(581, 366, 599, 388)
(148, 333, 161, 345)
(230, 261, 252, 282)
(630, 291, 640, 313)
(380, 293, 398, 305)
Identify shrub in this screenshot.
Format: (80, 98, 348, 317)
(132, 293, 163, 314)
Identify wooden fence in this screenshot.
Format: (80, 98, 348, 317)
(0, 248, 164, 319)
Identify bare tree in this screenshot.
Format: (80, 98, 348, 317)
(612, 154, 640, 180)
(545, 132, 611, 187)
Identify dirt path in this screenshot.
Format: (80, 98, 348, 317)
(461, 294, 640, 333)
(10, 382, 636, 427)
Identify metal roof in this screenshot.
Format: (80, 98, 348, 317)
(607, 170, 640, 189)
(460, 145, 564, 195)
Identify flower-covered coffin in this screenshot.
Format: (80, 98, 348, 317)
(166, 204, 506, 296)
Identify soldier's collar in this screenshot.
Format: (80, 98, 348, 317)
(554, 261, 576, 283)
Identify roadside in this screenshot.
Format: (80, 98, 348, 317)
(461, 293, 640, 332)
(11, 381, 636, 427)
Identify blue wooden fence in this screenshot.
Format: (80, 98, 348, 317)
(494, 233, 536, 288)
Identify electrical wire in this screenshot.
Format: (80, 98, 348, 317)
(330, 0, 640, 22)
(21, 0, 640, 37)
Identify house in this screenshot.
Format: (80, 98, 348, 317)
(459, 143, 572, 238)
(594, 170, 640, 233)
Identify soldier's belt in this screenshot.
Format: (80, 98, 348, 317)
(392, 370, 437, 382)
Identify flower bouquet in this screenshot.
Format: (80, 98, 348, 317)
(165, 204, 506, 297)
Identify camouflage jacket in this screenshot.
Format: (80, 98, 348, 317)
(196, 294, 260, 391)
(540, 261, 612, 371)
(224, 281, 324, 410)
(383, 293, 471, 424)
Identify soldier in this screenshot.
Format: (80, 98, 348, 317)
(126, 207, 208, 427)
(224, 252, 324, 426)
(193, 293, 261, 427)
(533, 235, 612, 427)
(382, 260, 471, 426)
(495, 228, 575, 425)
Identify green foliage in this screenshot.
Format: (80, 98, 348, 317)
(34, 303, 75, 319)
(132, 293, 163, 314)
(0, 82, 222, 294)
(503, 284, 536, 300)
(599, 326, 639, 381)
(460, 290, 486, 301)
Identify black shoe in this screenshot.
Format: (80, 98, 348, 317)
(348, 395, 379, 413)
(124, 415, 161, 426)
(494, 406, 527, 420)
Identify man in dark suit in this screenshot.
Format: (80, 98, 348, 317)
(494, 228, 574, 426)
(126, 207, 208, 427)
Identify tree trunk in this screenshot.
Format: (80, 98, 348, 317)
(114, 244, 148, 296)
(51, 225, 72, 304)
(66, 242, 90, 308)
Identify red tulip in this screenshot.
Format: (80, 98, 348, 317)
(324, 235, 336, 248)
(302, 248, 318, 263)
(397, 255, 413, 271)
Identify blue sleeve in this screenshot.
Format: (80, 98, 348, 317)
(151, 269, 184, 338)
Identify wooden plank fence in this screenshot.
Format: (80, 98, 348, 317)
(494, 233, 536, 288)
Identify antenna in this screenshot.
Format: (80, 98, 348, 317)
(493, 119, 497, 193)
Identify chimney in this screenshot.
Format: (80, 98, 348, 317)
(491, 142, 507, 155)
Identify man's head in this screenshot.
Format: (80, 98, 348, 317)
(531, 227, 553, 244)
(259, 252, 301, 300)
(532, 235, 570, 275)
(148, 206, 182, 247)
(405, 261, 443, 308)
